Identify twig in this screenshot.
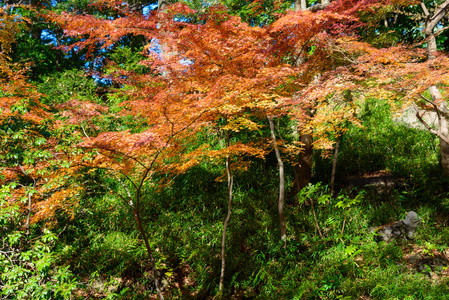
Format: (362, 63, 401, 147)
(420, 95, 449, 118)
(341, 209, 346, 235)
(80, 124, 90, 140)
(309, 197, 323, 239)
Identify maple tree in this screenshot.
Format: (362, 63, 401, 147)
(47, 4, 302, 295)
(44, 2, 391, 296)
(348, 0, 449, 177)
(1, 56, 103, 234)
(0, 1, 127, 242)
(3, 0, 449, 297)
(44, 0, 378, 288)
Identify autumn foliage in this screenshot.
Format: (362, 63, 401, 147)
(2, 0, 449, 297)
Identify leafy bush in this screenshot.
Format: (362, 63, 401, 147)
(0, 230, 77, 300)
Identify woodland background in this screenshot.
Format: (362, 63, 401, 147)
(1, 0, 449, 298)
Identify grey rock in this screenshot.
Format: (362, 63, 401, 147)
(407, 253, 423, 264)
(371, 211, 422, 242)
(395, 106, 439, 130)
(402, 211, 421, 239)
(414, 254, 449, 277)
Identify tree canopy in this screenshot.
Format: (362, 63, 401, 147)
(1, 0, 449, 298)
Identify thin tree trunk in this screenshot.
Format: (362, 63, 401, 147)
(158, 0, 167, 11)
(341, 209, 346, 235)
(440, 119, 449, 176)
(330, 139, 340, 197)
(294, 0, 307, 10)
(428, 88, 449, 176)
(115, 174, 164, 300)
(268, 116, 287, 247)
(219, 146, 233, 292)
(133, 209, 164, 299)
(309, 197, 323, 238)
(426, 12, 449, 175)
(18, 166, 33, 235)
(298, 133, 313, 189)
(26, 190, 32, 235)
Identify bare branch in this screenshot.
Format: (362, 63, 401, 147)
(162, 106, 175, 137)
(420, 2, 430, 17)
(111, 171, 135, 208)
(419, 95, 449, 118)
(26, 191, 32, 235)
(0, 250, 15, 267)
(89, 147, 149, 171)
(136, 105, 213, 201)
(80, 124, 91, 140)
(424, 0, 449, 33)
(413, 101, 449, 144)
(307, 2, 331, 12)
(430, 0, 449, 22)
(435, 26, 449, 37)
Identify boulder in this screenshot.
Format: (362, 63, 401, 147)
(370, 211, 421, 242)
(408, 253, 449, 277)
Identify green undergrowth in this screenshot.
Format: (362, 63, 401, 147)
(46, 164, 449, 299)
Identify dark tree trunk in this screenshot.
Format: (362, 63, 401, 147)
(290, 133, 313, 200)
(114, 174, 165, 300)
(133, 208, 165, 300)
(31, 28, 42, 41)
(330, 139, 339, 197)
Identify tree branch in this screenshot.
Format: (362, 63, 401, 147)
(307, 2, 332, 12)
(435, 26, 449, 37)
(420, 95, 449, 118)
(420, 2, 430, 17)
(413, 101, 449, 144)
(424, 0, 449, 33)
